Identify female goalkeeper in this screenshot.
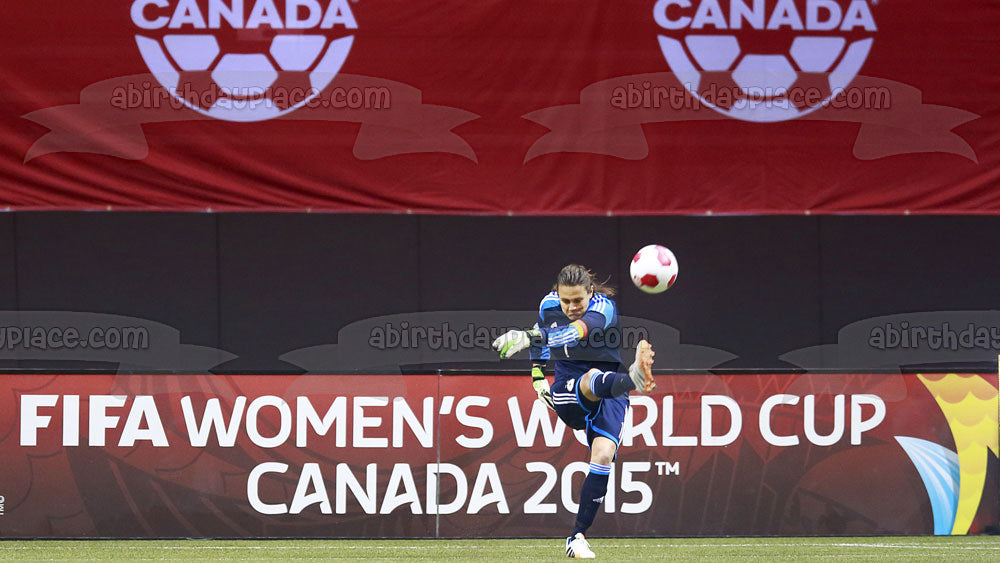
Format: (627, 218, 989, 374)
(492, 264, 655, 559)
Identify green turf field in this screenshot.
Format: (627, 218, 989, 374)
(1, 537, 998, 561)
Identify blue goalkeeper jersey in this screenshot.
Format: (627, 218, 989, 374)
(529, 291, 623, 382)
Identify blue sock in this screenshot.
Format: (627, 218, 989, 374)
(588, 370, 634, 398)
(572, 463, 611, 537)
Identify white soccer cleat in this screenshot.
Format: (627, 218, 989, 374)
(566, 533, 596, 559)
(628, 339, 656, 394)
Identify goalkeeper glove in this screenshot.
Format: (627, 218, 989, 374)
(531, 366, 555, 411)
(492, 328, 544, 359)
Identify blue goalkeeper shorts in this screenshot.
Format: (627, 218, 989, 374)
(550, 373, 629, 448)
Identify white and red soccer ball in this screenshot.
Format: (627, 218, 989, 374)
(631, 244, 679, 294)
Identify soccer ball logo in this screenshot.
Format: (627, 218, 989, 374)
(654, 0, 878, 122)
(131, 0, 358, 122)
(631, 245, 679, 294)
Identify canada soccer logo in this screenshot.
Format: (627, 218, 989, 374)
(654, 0, 878, 122)
(131, 0, 358, 122)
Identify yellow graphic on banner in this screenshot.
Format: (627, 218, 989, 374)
(917, 371, 999, 535)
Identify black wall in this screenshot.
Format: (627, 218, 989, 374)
(2, 212, 998, 373)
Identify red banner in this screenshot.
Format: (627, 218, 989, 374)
(1, 1, 999, 213)
(1, 372, 996, 538)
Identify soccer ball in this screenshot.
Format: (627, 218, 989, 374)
(135, 32, 353, 122)
(659, 33, 873, 122)
(656, 1, 877, 123)
(630, 245, 678, 294)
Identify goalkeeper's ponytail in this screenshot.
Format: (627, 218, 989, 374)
(554, 264, 616, 297)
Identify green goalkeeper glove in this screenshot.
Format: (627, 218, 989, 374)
(531, 366, 555, 411)
(492, 328, 544, 359)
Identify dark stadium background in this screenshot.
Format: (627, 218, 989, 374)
(2, 212, 997, 373)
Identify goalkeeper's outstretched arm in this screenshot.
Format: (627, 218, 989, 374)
(491, 309, 607, 359)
